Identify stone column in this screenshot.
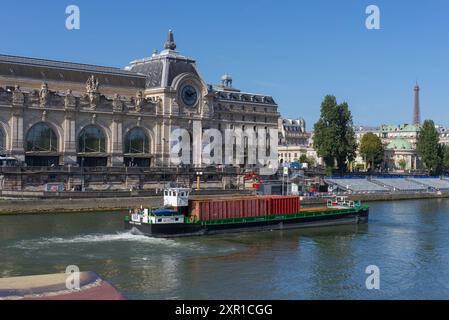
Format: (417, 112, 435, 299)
(154, 121, 163, 167)
(9, 106, 24, 162)
(110, 116, 123, 167)
(162, 119, 175, 168)
(62, 112, 77, 165)
(192, 120, 202, 167)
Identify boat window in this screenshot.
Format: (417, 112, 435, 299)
(157, 219, 162, 223)
(175, 218, 179, 222)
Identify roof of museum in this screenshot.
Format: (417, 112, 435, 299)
(0, 54, 147, 88)
(127, 49, 199, 88)
(0, 31, 277, 104)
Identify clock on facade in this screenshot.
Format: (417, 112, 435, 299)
(181, 85, 198, 107)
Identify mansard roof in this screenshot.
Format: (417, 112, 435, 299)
(127, 50, 199, 89)
(0, 54, 146, 88)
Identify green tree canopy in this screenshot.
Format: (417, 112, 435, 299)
(359, 132, 384, 171)
(313, 95, 357, 175)
(298, 154, 316, 167)
(417, 119, 441, 175)
(398, 159, 407, 170)
(442, 145, 449, 173)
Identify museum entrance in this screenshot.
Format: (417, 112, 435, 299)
(124, 157, 151, 167)
(25, 156, 60, 167)
(25, 122, 60, 167)
(124, 128, 152, 167)
(77, 157, 108, 167)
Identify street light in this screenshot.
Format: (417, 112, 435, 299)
(196, 171, 203, 190)
(81, 156, 85, 192)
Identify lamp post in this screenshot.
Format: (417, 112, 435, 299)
(282, 165, 288, 195)
(196, 171, 203, 190)
(81, 156, 85, 192)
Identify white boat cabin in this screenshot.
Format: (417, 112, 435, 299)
(129, 188, 191, 225)
(163, 188, 191, 207)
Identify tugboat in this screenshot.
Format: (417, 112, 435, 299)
(124, 188, 369, 238)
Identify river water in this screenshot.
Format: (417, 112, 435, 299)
(1, 199, 449, 300)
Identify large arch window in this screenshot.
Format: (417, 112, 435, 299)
(124, 128, 149, 154)
(0, 129, 5, 153)
(26, 123, 58, 152)
(78, 126, 106, 153)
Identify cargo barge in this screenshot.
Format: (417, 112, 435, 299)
(124, 188, 369, 238)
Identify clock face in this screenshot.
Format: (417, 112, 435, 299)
(181, 85, 198, 107)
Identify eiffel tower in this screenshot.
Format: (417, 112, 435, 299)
(413, 82, 421, 126)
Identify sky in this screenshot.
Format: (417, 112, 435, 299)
(1, 0, 449, 129)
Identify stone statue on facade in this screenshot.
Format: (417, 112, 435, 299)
(12, 85, 24, 106)
(40, 82, 49, 107)
(86, 75, 100, 93)
(135, 91, 144, 112)
(86, 75, 100, 108)
(64, 89, 76, 110)
(112, 94, 123, 112)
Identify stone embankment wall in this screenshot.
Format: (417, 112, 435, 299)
(301, 191, 449, 206)
(1, 191, 449, 215)
(0, 190, 254, 214)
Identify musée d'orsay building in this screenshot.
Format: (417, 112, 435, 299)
(0, 31, 280, 168)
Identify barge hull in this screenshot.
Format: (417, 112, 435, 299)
(125, 208, 369, 238)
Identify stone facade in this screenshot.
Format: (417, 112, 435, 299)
(0, 32, 280, 168)
(353, 124, 420, 171)
(277, 118, 322, 166)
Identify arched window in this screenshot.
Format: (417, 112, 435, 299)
(78, 126, 106, 153)
(0, 129, 5, 152)
(124, 128, 149, 154)
(26, 123, 58, 152)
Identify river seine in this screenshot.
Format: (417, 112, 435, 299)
(1, 199, 449, 299)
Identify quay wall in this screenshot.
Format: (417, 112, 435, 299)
(1, 191, 449, 215)
(302, 191, 449, 206)
(0, 189, 254, 215)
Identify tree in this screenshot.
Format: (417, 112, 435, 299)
(306, 156, 316, 167)
(313, 95, 357, 175)
(359, 132, 384, 171)
(298, 154, 316, 168)
(398, 159, 407, 171)
(442, 145, 449, 173)
(417, 120, 441, 175)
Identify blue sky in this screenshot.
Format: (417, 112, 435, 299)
(2, 0, 449, 128)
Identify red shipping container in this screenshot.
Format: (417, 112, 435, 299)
(238, 200, 243, 218)
(224, 201, 229, 219)
(188, 196, 300, 221)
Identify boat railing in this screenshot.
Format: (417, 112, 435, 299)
(327, 197, 360, 208)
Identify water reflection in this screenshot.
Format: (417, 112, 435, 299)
(2, 200, 449, 299)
